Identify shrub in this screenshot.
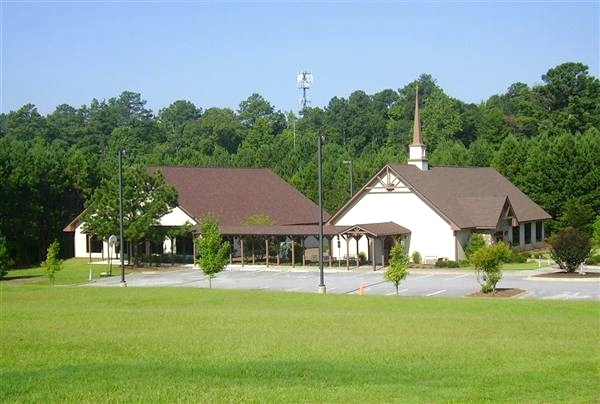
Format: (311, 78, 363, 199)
(504, 251, 528, 263)
(411, 251, 422, 264)
(586, 254, 600, 265)
(465, 233, 486, 258)
(384, 242, 409, 295)
(593, 216, 600, 247)
(435, 258, 460, 268)
(42, 240, 63, 284)
(470, 242, 511, 293)
(550, 228, 592, 272)
(358, 252, 367, 265)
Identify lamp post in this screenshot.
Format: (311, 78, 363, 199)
(343, 160, 353, 197)
(118, 149, 127, 287)
(318, 135, 326, 294)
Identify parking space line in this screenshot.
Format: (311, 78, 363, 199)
(444, 274, 469, 281)
(426, 289, 446, 297)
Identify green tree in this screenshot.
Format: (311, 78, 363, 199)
(196, 216, 230, 288)
(465, 233, 486, 259)
(592, 216, 600, 247)
(42, 240, 63, 284)
(421, 88, 463, 151)
(0, 233, 13, 279)
(384, 242, 409, 295)
(550, 228, 592, 272)
(82, 164, 177, 264)
(470, 242, 511, 293)
(558, 198, 596, 235)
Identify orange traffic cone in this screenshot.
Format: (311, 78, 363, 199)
(359, 281, 365, 296)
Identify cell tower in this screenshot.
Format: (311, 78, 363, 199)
(297, 71, 313, 114)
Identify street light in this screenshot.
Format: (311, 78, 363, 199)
(343, 160, 353, 197)
(118, 149, 127, 287)
(318, 135, 326, 294)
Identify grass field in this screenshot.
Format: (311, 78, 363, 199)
(1, 285, 599, 402)
(4, 259, 112, 285)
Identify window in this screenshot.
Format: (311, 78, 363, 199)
(512, 226, 520, 246)
(524, 223, 531, 244)
(86, 234, 103, 253)
(536, 221, 543, 242)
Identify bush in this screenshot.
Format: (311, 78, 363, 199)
(435, 258, 460, 268)
(550, 228, 592, 272)
(503, 251, 528, 263)
(465, 233, 486, 258)
(358, 252, 367, 265)
(470, 242, 511, 293)
(593, 216, 600, 247)
(411, 251, 422, 264)
(585, 254, 600, 266)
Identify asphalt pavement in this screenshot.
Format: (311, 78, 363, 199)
(88, 264, 600, 300)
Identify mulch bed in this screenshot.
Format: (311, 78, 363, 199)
(466, 288, 526, 298)
(533, 271, 600, 279)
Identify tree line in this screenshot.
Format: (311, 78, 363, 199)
(1, 61, 598, 265)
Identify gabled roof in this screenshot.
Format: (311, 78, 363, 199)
(329, 164, 551, 230)
(149, 166, 329, 226)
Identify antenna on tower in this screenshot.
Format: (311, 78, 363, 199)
(297, 71, 313, 115)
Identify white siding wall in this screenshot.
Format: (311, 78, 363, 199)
(73, 206, 197, 258)
(74, 223, 108, 259)
(159, 207, 197, 226)
(332, 182, 457, 261)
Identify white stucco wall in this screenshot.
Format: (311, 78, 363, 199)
(332, 176, 457, 261)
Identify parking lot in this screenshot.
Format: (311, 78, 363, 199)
(90, 265, 600, 300)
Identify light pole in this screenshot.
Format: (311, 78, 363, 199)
(118, 149, 127, 287)
(318, 135, 326, 294)
(343, 160, 353, 197)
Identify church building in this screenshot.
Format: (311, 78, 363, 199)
(327, 89, 551, 263)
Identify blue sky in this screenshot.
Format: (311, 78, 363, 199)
(1, 1, 598, 115)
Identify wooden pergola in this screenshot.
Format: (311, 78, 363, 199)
(192, 222, 410, 271)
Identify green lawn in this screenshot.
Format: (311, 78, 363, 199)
(1, 286, 598, 402)
(4, 258, 114, 285)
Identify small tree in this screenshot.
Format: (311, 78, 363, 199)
(0, 234, 13, 279)
(42, 240, 63, 284)
(195, 216, 230, 288)
(465, 233, 486, 259)
(384, 242, 410, 295)
(470, 242, 511, 293)
(550, 228, 592, 272)
(411, 250, 422, 264)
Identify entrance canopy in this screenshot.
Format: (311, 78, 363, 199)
(192, 221, 410, 238)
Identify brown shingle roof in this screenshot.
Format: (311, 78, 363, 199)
(148, 166, 329, 226)
(388, 165, 551, 229)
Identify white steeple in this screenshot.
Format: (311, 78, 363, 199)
(408, 85, 428, 171)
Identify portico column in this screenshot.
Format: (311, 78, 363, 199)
(291, 238, 295, 269)
(356, 236, 360, 269)
(265, 239, 269, 268)
(371, 237, 376, 271)
(240, 238, 245, 268)
(345, 236, 350, 271)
